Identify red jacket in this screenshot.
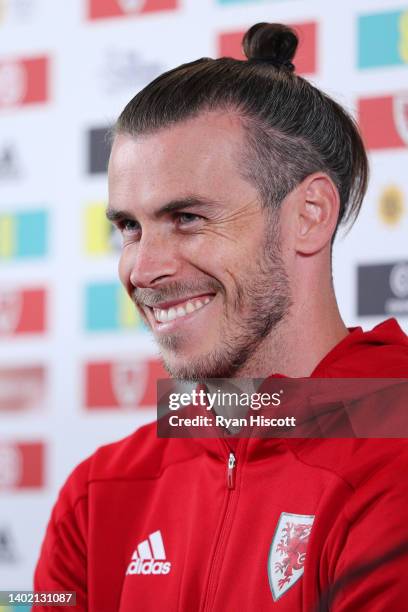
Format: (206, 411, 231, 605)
(35, 319, 408, 611)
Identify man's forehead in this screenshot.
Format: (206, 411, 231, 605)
(109, 110, 246, 171)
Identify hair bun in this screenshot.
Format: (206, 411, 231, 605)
(242, 23, 298, 71)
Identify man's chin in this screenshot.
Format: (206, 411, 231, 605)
(159, 349, 238, 381)
(156, 336, 218, 379)
(160, 354, 208, 381)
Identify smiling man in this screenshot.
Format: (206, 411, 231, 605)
(107, 111, 294, 380)
(35, 23, 408, 611)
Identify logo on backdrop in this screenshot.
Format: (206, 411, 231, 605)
(87, 0, 178, 20)
(393, 93, 408, 146)
(99, 47, 164, 96)
(268, 512, 314, 601)
(0, 290, 22, 334)
(217, 0, 266, 4)
(0, 61, 27, 105)
(378, 186, 406, 226)
(217, 21, 317, 75)
(111, 361, 148, 406)
(118, 0, 146, 11)
(85, 359, 166, 409)
(0, 0, 38, 23)
(0, 56, 48, 109)
(0, 288, 46, 335)
(358, 262, 408, 316)
(0, 145, 22, 180)
(358, 92, 408, 150)
(0, 366, 45, 411)
(87, 126, 111, 175)
(358, 9, 408, 69)
(390, 263, 408, 299)
(0, 442, 44, 489)
(0, 444, 22, 488)
(0, 526, 18, 564)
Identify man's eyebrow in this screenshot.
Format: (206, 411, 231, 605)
(156, 196, 219, 216)
(106, 196, 219, 222)
(105, 207, 132, 223)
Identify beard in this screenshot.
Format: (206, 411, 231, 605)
(133, 216, 291, 380)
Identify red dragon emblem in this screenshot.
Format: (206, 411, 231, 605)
(268, 512, 314, 601)
(275, 522, 312, 589)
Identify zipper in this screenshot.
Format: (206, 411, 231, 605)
(227, 452, 236, 489)
(201, 441, 244, 611)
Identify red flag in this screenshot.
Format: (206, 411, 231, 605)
(0, 442, 45, 489)
(85, 359, 167, 409)
(358, 94, 408, 150)
(88, 0, 178, 20)
(0, 57, 48, 109)
(0, 288, 46, 335)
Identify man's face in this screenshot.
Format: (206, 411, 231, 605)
(108, 112, 291, 379)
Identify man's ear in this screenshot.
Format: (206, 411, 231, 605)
(294, 173, 340, 255)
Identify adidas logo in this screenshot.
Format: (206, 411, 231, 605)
(126, 530, 171, 576)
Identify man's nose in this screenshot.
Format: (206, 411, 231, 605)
(128, 231, 178, 289)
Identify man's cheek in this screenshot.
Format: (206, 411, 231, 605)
(118, 254, 133, 296)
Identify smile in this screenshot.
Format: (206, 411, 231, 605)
(152, 296, 213, 323)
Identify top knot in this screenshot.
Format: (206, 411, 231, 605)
(242, 23, 298, 72)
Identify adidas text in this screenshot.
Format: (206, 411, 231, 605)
(126, 558, 171, 575)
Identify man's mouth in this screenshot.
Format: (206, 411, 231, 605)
(151, 295, 214, 324)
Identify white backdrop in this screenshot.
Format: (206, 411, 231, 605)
(0, 0, 407, 592)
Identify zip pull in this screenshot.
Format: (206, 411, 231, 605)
(227, 452, 236, 489)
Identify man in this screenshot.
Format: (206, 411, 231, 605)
(35, 23, 408, 610)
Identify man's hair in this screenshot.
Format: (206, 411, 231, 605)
(114, 23, 369, 235)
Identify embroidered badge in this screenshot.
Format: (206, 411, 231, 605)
(268, 512, 315, 601)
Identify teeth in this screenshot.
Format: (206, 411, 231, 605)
(153, 296, 212, 323)
(167, 307, 177, 321)
(186, 301, 195, 314)
(158, 309, 168, 323)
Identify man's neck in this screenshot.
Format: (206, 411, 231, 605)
(235, 290, 348, 379)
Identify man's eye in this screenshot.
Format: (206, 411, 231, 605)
(177, 212, 202, 225)
(120, 219, 140, 234)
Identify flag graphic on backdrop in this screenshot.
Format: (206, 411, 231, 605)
(0, 56, 48, 109)
(85, 203, 120, 254)
(0, 442, 44, 489)
(0, 366, 46, 412)
(358, 93, 408, 150)
(0, 209, 47, 259)
(88, 0, 178, 20)
(217, 22, 317, 74)
(218, 0, 268, 3)
(358, 9, 408, 69)
(85, 282, 144, 331)
(0, 288, 46, 335)
(85, 359, 166, 409)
